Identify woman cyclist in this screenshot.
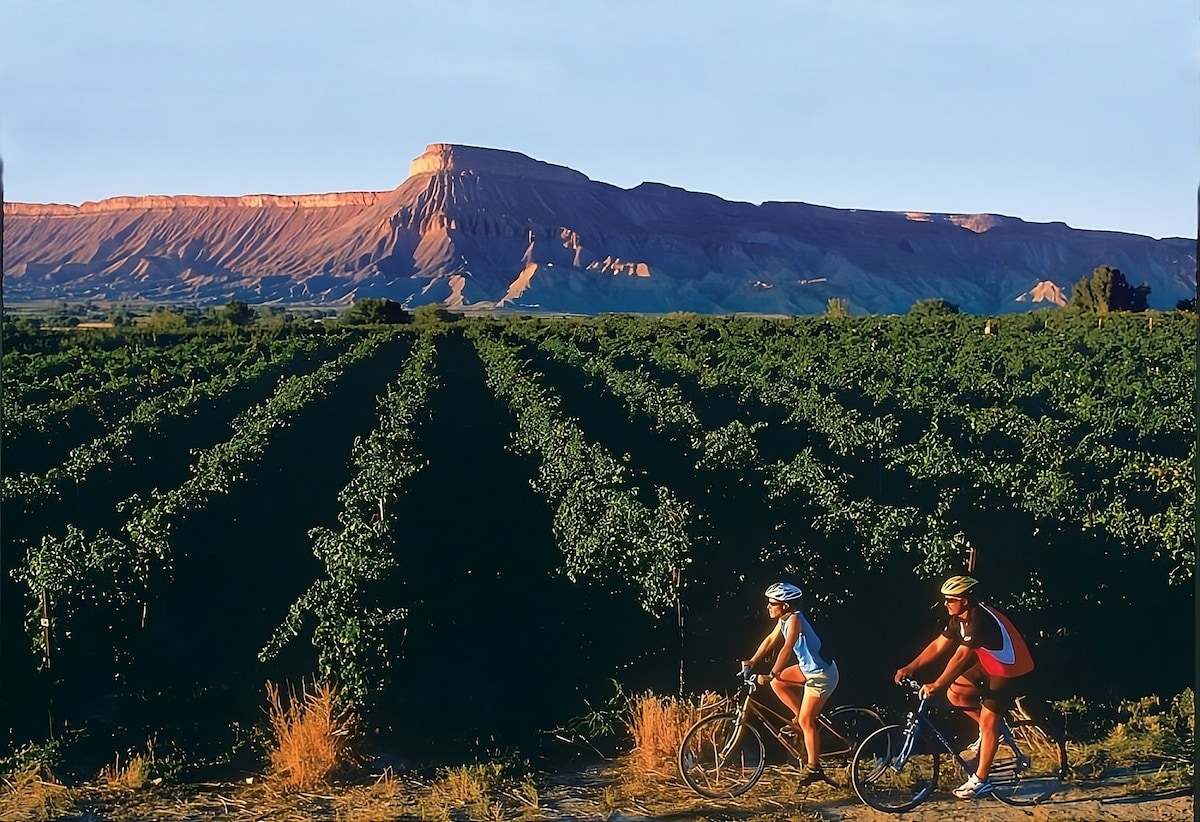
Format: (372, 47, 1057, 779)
(742, 582, 840, 785)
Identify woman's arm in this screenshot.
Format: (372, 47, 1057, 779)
(743, 623, 782, 669)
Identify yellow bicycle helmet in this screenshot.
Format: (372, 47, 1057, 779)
(940, 575, 979, 597)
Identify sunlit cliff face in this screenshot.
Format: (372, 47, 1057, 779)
(3, 143, 1195, 313)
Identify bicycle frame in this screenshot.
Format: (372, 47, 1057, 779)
(892, 680, 1026, 776)
(681, 670, 885, 798)
(727, 672, 856, 760)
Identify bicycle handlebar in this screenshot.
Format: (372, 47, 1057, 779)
(737, 664, 767, 689)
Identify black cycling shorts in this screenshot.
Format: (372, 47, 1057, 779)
(957, 663, 1017, 712)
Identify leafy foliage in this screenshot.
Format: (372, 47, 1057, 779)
(260, 333, 438, 707)
(909, 298, 959, 316)
(467, 323, 692, 615)
(1069, 265, 1151, 313)
(4, 309, 1192, 755)
(826, 298, 851, 318)
(341, 298, 411, 325)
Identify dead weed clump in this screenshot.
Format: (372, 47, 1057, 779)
(625, 690, 720, 779)
(98, 752, 152, 792)
(412, 762, 545, 822)
(419, 763, 504, 822)
(264, 679, 356, 793)
(0, 765, 75, 821)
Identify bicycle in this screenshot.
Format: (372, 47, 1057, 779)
(678, 667, 884, 797)
(850, 677, 1068, 812)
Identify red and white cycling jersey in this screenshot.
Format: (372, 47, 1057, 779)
(942, 603, 1034, 678)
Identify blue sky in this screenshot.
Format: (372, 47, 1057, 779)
(2, 0, 1196, 239)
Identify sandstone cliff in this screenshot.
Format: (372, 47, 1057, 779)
(3, 143, 1195, 314)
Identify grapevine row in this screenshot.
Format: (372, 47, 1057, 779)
(466, 323, 691, 615)
(13, 330, 397, 662)
(2, 333, 339, 503)
(260, 331, 439, 708)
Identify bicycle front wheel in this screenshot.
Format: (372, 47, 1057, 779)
(678, 713, 766, 798)
(990, 718, 1069, 806)
(820, 706, 885, 784)
(850, 724, 940, 813)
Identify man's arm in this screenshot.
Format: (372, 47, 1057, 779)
(895, 635, 953, 683)
(919, 644, 974, 699)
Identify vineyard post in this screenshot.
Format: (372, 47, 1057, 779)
(39, 588, 52, 671)
(674, 566, 685, 697)
(967, 541, 976, 573)
(40, 587, 55, 739)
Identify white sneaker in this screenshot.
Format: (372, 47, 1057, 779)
(959, 735, 982, 761)
(954, 774, 994, 799)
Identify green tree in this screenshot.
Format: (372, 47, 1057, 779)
(909, 298, 960, 316)
(143, 307, 190, 336)
(826, 298, 851, 318)
(1068, 265, 1151, 313)
(341, 298, 411, 325)
(214, 300, 256, 327)
(107, 309, 135, 327)
(410, 303, 459, 326)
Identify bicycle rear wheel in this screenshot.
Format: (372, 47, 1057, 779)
(819, 706, 885, 785)
(678, 713, 766, 798)
(850, 724, 941, 813)
(990, 718, 1068, 806)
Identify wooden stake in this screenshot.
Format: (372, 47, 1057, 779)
(40, 588, 52, 670)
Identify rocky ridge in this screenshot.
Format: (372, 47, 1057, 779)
(4, 143, 1195, 313)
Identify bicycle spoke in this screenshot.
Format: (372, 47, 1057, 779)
(679, 713, 766, 798)
(990, 719, 1068, 806)
(820, 706, 885, 785)
(851, 724, 941, 813)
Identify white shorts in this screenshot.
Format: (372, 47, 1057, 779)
(802, 660, 840, 698)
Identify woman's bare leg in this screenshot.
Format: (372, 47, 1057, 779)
(797, 686, 829, 767)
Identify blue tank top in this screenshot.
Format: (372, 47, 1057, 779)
(781, 612, 830, 675)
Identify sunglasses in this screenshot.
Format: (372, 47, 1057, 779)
(943, 596, 965, 603)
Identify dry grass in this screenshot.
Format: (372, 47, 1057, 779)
(419, 763, 504, 821)
(1066, 689, 1194, 788)
(0, 765, 75, 821)
(263, 679, 355, 793)
(408, 762, 546, 822)
(624, 690, 721, 778)
(98, 752, 151, 792)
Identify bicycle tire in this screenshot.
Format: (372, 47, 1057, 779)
(678, 713, 766, 798)
(850, 723, 941, 813)
(819, 706, 886, 785)
(990, 718, 1069, 806)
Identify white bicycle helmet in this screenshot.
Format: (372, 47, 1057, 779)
(765, 582, 803, 602)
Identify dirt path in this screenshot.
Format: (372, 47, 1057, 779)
(540, 765, 1194, 822)
(12, 764, 1192, 821)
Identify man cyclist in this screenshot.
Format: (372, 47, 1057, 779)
(742, 582, 840, 785)
(894, 575, 1034, 800)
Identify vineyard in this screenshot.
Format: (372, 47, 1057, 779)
(1, 310, 1194, 774)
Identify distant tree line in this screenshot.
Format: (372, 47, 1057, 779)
(818, 263, 1185, 318)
